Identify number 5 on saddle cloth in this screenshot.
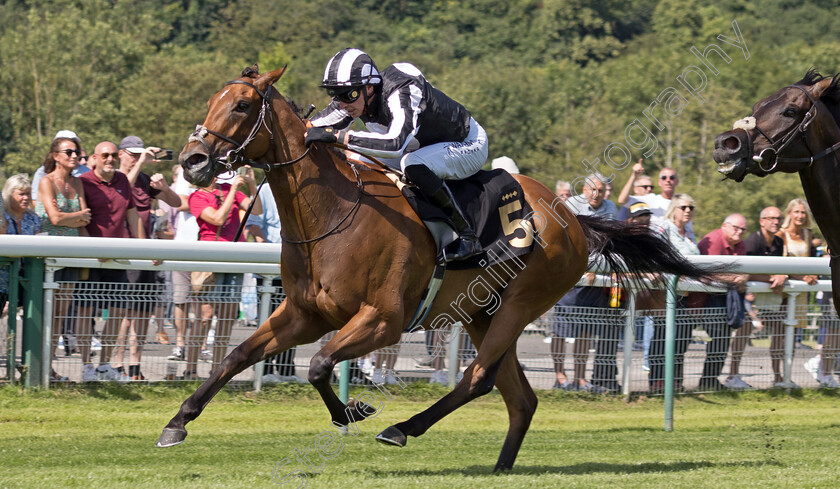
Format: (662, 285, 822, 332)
(387, 168, 538, 331)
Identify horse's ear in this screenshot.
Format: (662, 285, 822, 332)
(809, 77, 835, 100)
(241, 64, 260, 79)
(256, 65, 287, 91)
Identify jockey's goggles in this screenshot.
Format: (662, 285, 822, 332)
(327, 86, 363, 104)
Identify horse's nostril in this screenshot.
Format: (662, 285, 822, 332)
(724, 136, 741, 151)
(186, 152, 208, 167)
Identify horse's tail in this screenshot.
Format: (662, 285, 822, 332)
(575, 214, 720, 286)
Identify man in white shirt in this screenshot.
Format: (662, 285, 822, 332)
(617, 162, 692, 238)
(168, 169, 199, 361)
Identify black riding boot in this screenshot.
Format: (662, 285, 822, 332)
(430, 185, 483, 261)
(403, 165, 482, 262)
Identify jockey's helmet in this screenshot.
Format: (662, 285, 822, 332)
(320, 48, 381, 99)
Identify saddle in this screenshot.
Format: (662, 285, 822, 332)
(390, 169, 537, 270)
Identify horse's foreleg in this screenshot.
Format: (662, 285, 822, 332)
(308, 304, 402, 428)
(156, 302, 323, 447)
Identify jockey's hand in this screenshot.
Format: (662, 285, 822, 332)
(304, 127, 338, 147)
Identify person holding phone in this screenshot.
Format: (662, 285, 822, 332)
(105, 136, 182, 380)
(182, 169, 261, 379)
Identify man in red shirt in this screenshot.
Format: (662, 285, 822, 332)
(77, 141, 145, 381)
(697, 214, 749, 390)
(81, 141, 144, 239)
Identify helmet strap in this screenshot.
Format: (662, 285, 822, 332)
(361, 85, 374, 117)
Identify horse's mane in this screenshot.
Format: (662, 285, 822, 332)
(796, 69, 840, 126)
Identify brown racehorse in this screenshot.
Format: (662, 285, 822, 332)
(713, 69, 840, 385)
(157, 65, 713, 471)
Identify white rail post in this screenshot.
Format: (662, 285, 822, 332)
(782, 292, 800, 389)
(253, 274, 279, 392)
(40, 266, 60, 389)
(622, 289, 637, 399)
(448, 322, 462, 387)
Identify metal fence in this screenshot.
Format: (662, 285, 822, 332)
(1, 235, 837, 397)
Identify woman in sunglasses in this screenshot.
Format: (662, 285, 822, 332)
(34, 136, 92, 381)
(306, 48, 488, 261)
(648, 193, 699, 393)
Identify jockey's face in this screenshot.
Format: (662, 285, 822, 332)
(338, 85, 375, 118)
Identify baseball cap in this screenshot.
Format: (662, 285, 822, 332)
(491, 156, 519, 174)
(119, 135, 145, 154)
(54, 130, 81, 144)
(629, 202, 653, 218)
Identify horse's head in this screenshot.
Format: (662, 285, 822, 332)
(180, 64, 287, 187)
(713, 70, 840, 182)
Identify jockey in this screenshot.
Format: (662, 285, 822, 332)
(305, 47, 488, 261)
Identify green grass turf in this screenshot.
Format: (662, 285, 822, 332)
(1, 383, 840, 488)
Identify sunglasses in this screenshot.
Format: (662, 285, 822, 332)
(57, 149, 81, 157)
(635, 185, 653, 190)
(678, 205, 695, 211)
(660, 175, 677, 181)
(98, 152, 119, 159)
(79, 155, 88, 162)
(327, 86, 363, 104)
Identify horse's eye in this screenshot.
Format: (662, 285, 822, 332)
(235, 101, 250, 112)
(783, 107, 797, 118)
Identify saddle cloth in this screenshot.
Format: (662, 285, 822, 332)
(398, 169, 537, 270)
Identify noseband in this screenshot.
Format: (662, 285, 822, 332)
(188, 80, 311, 171)
(737, 85, 840, 172)
(191, 78, 362, 245)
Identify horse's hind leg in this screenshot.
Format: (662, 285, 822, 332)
(376, 313, 504, 442)
(491, 350, 538, 471)
(377, 305, 538, 470)
(156, 302, 325, 447)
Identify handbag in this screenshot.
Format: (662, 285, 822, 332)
(726, 287, 747, 330)
(190, 270, 216, 295)
(191, 221, 222, 295)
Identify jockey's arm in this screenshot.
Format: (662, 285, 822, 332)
(342, 89, 418, 159)
(309, 100, 354, 130)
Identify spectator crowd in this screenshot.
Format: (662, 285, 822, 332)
(552, 159, 837, 393)
(1, 143, 837, 391)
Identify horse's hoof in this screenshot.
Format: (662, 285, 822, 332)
(375, 426, 407, 447)
(347, 398, 377, 418)
(156, 428, 188, 448)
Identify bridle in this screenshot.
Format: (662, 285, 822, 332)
(188, 77, 363, 244)
(739, 85, 840, 172)
(188, 80, 312, 171)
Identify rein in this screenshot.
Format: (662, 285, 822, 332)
(189, 79, 313, 172)
(203, 80, 367, 244)
(743, 85, 840, 171)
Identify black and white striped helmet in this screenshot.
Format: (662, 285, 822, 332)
(320, 48, 381, 88)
